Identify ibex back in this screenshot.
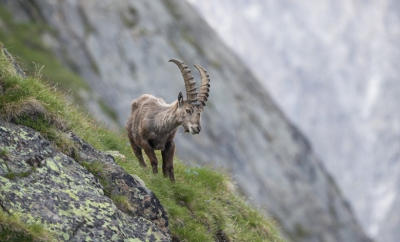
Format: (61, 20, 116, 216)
(126, 59, 211, 182)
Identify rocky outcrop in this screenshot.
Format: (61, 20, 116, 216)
(0, 0, 372, 241)
(0, 121, 169, 241)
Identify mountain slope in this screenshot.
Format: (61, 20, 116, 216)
(1, 0, 372, 241)
(186, 1, 400, 240)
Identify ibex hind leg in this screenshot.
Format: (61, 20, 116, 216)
(128, 137, 147, 167)
(162, 140, 175, 182)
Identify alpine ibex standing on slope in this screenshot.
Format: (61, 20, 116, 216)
(126, 59, 211, 182)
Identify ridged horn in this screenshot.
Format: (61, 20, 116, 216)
(194, 64, 210, 106)
(169, 59, 198, 103)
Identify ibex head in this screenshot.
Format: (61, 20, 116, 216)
(169, 59, 210, 135)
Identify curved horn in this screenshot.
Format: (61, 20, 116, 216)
(194, 64, 210, 106)
(169, 59, 198, 103)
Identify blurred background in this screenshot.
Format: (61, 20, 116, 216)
(0, 0, 399, 241)
(187, 0, 400, 241)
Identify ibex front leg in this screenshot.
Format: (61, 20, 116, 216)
(128, 135, 147, 167)
(162, 140, 175, 182)
(143, 143, 159, 174)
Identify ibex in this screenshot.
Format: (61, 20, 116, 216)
(126, 59, 211, 182)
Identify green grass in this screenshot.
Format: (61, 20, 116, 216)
(4, 170, 34, 180)
(0, 148, 9, 157)
(0, 42, 285, 241)
(110, 194, 134, 215)
(0, 210, 54, 242)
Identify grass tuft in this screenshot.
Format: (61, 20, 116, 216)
(0, 148, 10, 157)
(1, 98, 47, 122)
(4, 170, 33, 180)
(111, 194, 135, 215)
(81, 161, 112, 196)
(0, 210, 54, 242)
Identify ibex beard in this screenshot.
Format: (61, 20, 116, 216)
(126, 59, 210, 182)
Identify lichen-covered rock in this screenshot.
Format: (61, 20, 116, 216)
(67, 132, 169, 232)
(0, 121, 170, 241)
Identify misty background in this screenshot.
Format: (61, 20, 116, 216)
(1, 0, 399, 241)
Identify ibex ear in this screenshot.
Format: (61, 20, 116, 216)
(178, 92, 184, 108)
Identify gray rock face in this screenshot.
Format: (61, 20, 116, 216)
(186, 0, 400, 241)
(0, 121, 170, 241)
(1, 0, 372, 241)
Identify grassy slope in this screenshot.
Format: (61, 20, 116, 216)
(0, 9, 285, 242)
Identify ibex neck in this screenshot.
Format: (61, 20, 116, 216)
(155, 100, 181, 132)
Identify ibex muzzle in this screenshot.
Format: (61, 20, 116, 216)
(126, 59, 211, 182)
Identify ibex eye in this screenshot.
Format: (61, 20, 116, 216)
(186, 109, 192, 114)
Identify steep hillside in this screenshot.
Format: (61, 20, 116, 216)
(0, 0, 372, 241)
(187, 0, 400, 240)
(0, 45, 284, 241)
